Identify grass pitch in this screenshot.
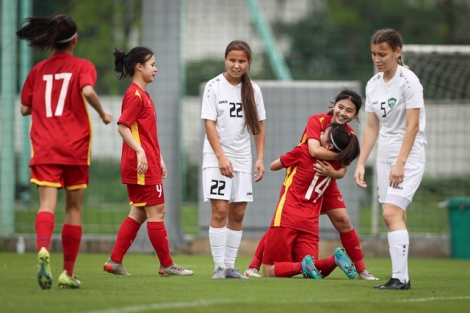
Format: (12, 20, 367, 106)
(1, 253, 469, 313)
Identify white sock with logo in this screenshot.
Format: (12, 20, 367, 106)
(388, 229, 409, 283)
(225, 228, 242, 269)
(209, 226, 226, 270)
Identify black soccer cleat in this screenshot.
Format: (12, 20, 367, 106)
(374, 278, 411, 290)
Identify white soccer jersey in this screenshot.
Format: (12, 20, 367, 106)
(365, 65, 426, 162)
(201, 73, 266, 172)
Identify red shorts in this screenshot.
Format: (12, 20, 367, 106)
(127, 184, 165, 207)
(262, 223, 319, 266)
(30, 165, 88, 190)
(320, 180, 346, 213)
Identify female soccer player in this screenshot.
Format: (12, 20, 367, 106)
(17, 14, 113, 289)
(354, 29, 426, 290)
(245, 88, 378, 281)
(103, 47, 193, 277)
(201, 40, 266, 279)
(262, 123, 360, 279)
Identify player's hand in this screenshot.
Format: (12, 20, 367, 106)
(389, 163, 405, 188)
(253, 159, 265, 183)
(101, 111, 113, 125)
(137, 149, 148, 174)
(314, 160, 333, 177)
(354, 164, 367, 188)
(160, 158, 167, 179)
(218, 155, 234, 178)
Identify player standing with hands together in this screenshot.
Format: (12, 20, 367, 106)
(201, 40, 266, 279)
(354, 29, 426, 290)
(17, 14, 113, 289)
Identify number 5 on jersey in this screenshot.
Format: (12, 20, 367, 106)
(43, 73, 72, 117)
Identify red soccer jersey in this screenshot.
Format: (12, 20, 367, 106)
(270, 143, 341, 233)
(118, 83, 162, 185)
(299, 113, 355, 144)
(20, 52, 97, 166)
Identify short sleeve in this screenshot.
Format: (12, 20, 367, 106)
(280, 145, 302, 168)
(21, 67, 36, 107)
(78, 60, 97, 89)
(305, 115, 323, 142)
(201, 80, 217, 121)
(118, 90, 142, 128)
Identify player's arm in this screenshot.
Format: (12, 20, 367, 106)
(20, 105, 31, 116)
(354, 112, 380, 188)
(270, 158, 283, 171)
(389, 108, 420, 188)
(314, 161, 347, 179)
(307, 138, 339, 160)
(118, 123, 147, 175)
(253, 121, 265, 182)
(82, 85, 113, 124)
(204, 119, 233, 178)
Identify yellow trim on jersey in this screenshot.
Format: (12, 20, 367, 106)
(81, 92, 93, 166)
(30, 178, 61, 188)
(273, 166, 297, 226)
(135, 89, 142, 100)
(130, 201, 147, 207)
(131, 121, 145, 185)
(66, 184, 87, 191)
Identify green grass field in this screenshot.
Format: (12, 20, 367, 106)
(1, 253, 469, 313)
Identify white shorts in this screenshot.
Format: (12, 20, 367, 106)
(376, 161, 425, 210)
(202, 168, 253, 203)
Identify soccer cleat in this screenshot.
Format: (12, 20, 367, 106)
(301, 255, 322, 279)
(159, 263, 193, 276)
(334, 247, 357, 279)
(374, 278, 411, 290)
(103, 258, 131, 275)
(244, 267, 261, 278)
(357, 269, 379, 280)
(58, 270, 81, 289)
(37, 247, 53, 290)
(225, 268, 249, 279)
(212, 266, 226, 279)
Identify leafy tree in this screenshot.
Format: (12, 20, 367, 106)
(274, 0, 470, 89)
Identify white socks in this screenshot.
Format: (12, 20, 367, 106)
(209, 226, 226, 269)
(388, 229, 409, 283)
(225, 228, 242, 269)
(209, 226, 243, 270)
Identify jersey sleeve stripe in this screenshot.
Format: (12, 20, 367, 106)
(131, 121, 145, 185)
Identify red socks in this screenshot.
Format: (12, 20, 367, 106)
(314, 255, 336, 278)
(147, 221, 173, 267)
(248, 232, 267, 269)
(273, 262, 303, 277)
(62, 224, 82, 276)
(35, 211, 54, 250)
(340, 228, 365, 272)
(111, 217, 141, 263)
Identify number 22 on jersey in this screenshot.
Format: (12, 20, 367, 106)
(43, 73, 72, 117)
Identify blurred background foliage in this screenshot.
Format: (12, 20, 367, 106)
(25, 0, 470, 96)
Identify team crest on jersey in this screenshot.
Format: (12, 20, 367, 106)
(388, 98, 397, 109)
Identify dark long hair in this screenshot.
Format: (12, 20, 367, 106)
(16, 14, 77, 51)
(114, 47, 154, 79)
(225, 40, 261, 135)
(327, 88, 363, 123)
(327, 123, 360, 166)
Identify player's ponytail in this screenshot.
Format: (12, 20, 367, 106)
(225, 40, 261, 135)
(327, 123, 360, 166)
(16, 14, 77, 51)
(114, 46, 154, 79)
